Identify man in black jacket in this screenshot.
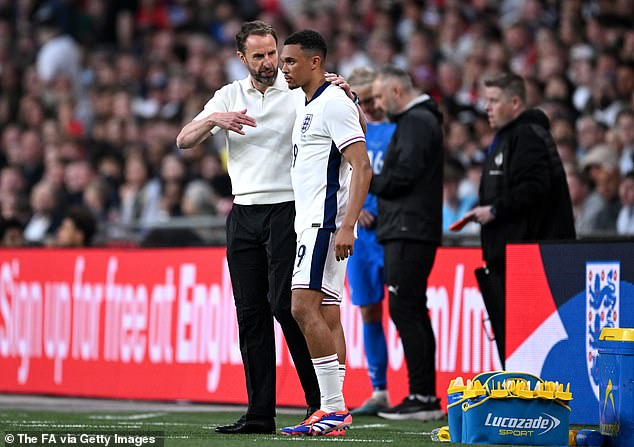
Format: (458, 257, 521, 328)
(370, 66, 444, 421)
(462, 73, 576, 365)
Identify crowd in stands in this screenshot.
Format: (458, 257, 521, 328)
(0, 0, 632, 247)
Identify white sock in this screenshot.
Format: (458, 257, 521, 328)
(312, 354, 346, 412)
(338, 364, 346, 390)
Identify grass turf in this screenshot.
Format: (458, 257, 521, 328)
(0, 409, 584, 446)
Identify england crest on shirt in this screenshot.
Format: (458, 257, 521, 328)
(586, 261, 620, 400)
(301, 114, 313, 133)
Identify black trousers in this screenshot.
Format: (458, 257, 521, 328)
(383, 240, 438, 397)
(475, 263, 505, 367)
(226, 201, 320, 419)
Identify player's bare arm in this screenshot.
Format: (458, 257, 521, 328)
(176, 109, 256, 148)
(335, 141, 372, 261)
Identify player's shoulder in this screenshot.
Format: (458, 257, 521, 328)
(323, 85, 355, 111)
(324, 83, 351, 101)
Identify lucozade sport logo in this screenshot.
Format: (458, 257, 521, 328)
(484, 412, 561, 436)
(586, 262, 620, 400)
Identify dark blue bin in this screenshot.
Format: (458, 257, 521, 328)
(599, 328, 634, 447)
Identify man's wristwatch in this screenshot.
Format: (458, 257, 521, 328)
(351, 91, 359, 105)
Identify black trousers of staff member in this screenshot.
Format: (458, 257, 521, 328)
(384, 240, 438, 396)
(226, 201, 320, 420)
(475, 262, 505, 368)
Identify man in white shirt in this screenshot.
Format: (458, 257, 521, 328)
(279, 29, 372, 437)
(177, 21, 319, 435)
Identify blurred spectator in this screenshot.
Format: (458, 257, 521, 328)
(0, 218, 25, 247)
(23, 181, 61, 244)
(576, 115, 605, 156)
(18, 129, 45, 189)
(445, 120, 480, 167)
(0, 166, 27, 198)
(569, 44, 595, 111)
(580, 145, 622, 233)
(335, 32, 372, 78)
(617, 171, 634, 235)
(458, 158, 483, 203)
(405, 29, 437, 91)
(366, 30, 405, 70)
(34, 4, 82, 95)
(64, 160, 96, 206)
(437, 61, 467, 119)
(83, 178, 115, 224)
(615, 109, 634, 175)
(54, 206, 97, 247)
(566, 167, 596, 235)
(182, 180, 216, 216)
(503, 21, 535, 77)
(157, 153, 187, 219)
(119, 152, 161, 225)
(485, 41, 511, 76)
(592, 86, 622, 128)
(593, 165, 622, 232)
(556, 137, 578, 166)
(442, 160, 478, 235)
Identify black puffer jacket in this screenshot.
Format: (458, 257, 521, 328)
(370, 96, 444, 244)
(479, 109, 576, 266)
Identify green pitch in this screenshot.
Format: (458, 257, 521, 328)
(0, 408, 585, 446)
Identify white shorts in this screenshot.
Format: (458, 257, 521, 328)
(292, 228, 348, 304)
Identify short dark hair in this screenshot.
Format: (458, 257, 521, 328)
(284, 29, 327, 60)
(235, 21, 277, 54)
(483, 72, 527, 103)
(66, 207, 97, 246)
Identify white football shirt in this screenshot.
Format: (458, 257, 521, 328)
(291, 82, 366, 234)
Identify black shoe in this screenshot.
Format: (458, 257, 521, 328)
(305, 405, 320, 419)
(215, 415, 275, 434)
(377, 395, 444, 421)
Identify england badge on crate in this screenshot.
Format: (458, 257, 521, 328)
(586, 261, 620, 400)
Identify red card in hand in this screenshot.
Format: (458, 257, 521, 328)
(449, 216, 473, 232)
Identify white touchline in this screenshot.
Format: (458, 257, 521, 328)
(89, 413, 166, 420)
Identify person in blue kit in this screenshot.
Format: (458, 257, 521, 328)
(346, 67, 396, 416)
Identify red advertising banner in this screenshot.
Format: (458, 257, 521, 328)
(0, 247, 498, 408)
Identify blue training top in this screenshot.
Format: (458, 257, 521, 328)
(364, 121, 396, 217)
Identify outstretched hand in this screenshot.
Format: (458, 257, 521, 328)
(212, 109, 256, 135)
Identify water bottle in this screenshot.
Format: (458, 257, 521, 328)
(569, 429, 578, 445)
(575, 429, 604, 447)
